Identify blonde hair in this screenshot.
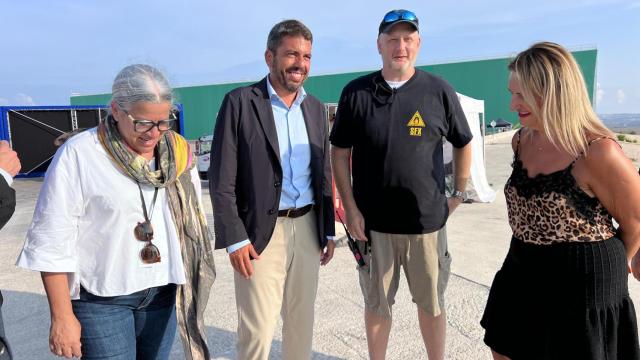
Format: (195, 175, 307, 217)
(509, 42, 612, 157)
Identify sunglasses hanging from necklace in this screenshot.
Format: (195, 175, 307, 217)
(134, 182, 161, 264)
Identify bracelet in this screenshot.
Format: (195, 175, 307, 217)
(451, 190, 465, 200)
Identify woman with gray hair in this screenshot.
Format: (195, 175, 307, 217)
(17, 64, 215, 359)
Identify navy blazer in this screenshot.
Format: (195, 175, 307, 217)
(0, 176, 15, 229)
(209, 77, 335, 254)
(0, 174, 16, 357)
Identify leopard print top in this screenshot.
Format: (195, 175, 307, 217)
(505, 130, 616, 245)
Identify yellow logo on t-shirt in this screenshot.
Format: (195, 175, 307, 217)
(407, 111, 425, 136)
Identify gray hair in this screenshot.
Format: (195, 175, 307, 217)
(266, 19, 313, 53)
(110, 64, 174, 112)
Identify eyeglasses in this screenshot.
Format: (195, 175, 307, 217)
(125, 112, 177, 133)
(134, 220, 161, 264)
(381, 9, 418, 24)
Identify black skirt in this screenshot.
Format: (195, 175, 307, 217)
(481, 236, 640, 360)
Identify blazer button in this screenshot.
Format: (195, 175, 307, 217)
(274, 182, 281, 188)
(268, 209, 275, 215)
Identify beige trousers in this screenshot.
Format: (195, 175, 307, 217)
(234, 210, 321, 360)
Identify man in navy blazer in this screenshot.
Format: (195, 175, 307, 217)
(0, 140, 20, 360)
(209, 19, 335, 360)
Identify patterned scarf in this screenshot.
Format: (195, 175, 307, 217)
(98, 116, 216, 360)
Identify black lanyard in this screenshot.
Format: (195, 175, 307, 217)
(137, 182, 159, 223)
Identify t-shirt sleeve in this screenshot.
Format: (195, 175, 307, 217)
(443, 85, 473, 148)
(329, 86, 356, 148)
(16, 142, 83, 272)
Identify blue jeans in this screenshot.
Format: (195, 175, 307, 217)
(72, 284, 177, 360)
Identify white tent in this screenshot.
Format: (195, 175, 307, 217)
(448, 93, 496, 203)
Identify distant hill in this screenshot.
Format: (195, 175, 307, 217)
(599, 114, 640, 131)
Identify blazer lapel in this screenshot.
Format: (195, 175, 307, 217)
(251, 78, 281, 165)
(301, 100, 323, 161)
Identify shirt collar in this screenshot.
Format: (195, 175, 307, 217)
(266, 75, 306, 108)
(374, 69, 420, 92)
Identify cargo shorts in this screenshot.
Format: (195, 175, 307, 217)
(357, 227, 451, 318)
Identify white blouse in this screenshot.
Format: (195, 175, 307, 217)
(16, 128, 197, 299)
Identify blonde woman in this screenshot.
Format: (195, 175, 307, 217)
(481, 42, 640, 360)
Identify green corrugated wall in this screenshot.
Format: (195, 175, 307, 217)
(71, 49, 597, 140)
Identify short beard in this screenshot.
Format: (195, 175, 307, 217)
(278, 68, 305, 93)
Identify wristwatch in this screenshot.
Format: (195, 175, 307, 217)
(451, 190, 466, 202)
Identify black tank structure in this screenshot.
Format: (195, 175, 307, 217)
(0, 105, 182, 177)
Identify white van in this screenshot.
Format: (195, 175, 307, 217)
(195, 134, 213, 180)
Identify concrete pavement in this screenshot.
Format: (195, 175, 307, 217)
(2, 130, 639, 359)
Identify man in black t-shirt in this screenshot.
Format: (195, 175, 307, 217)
(330, 9, 472, 360)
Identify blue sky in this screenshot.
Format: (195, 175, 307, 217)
(0, 0, 638, 114)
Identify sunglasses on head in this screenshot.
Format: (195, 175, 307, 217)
(381, 9, 417, 24)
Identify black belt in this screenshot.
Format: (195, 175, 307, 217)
(278, 204, 312, 218)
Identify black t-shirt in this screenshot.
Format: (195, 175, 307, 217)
(330, 69, 472, 234)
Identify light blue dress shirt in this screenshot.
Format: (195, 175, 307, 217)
(267, 76, 314, 210)
(0, 168, 13, 186)
(227, 76, 316, 253)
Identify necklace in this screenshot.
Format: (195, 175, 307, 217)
(531, 130, 545, 151)
(134, 182, 161, 264)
